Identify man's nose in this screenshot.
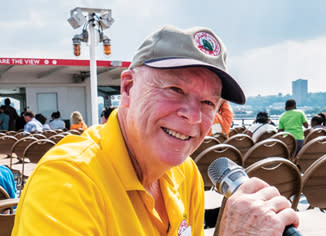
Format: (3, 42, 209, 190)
(177, 98, 202, 124)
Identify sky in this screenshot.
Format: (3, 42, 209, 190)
(1, 0, 326, 97)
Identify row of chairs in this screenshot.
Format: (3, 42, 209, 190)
(227, 126, 326, 146)
(0, 128, 84, 159)
(0, 134, 64, 160)
(226, 126, 278, 143)
(193, 138, 290, 189)
(0, 130, 84, 193)
(193, 134, 326, 188)
(199, 131, 296, 159)
(194, 129, 326, 170)
(0, 129, 83, 140)
(1, 138, 56, 192)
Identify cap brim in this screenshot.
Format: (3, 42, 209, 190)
(144, 57, 246, 105)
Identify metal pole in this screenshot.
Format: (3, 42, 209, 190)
(88, 15, 98, 125)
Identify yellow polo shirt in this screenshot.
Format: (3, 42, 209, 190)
(12, 110, 205, 236)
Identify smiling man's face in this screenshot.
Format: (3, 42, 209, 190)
(120, 66, 222, 169)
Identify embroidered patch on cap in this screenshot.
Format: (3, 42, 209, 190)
(194, 31, 220, 56)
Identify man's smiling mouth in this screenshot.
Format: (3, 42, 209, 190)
(162, 127, 191, 141)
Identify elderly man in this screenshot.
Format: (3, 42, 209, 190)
(12, 26, 298, 236)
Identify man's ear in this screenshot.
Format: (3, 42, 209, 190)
(120, 70, 134, 108)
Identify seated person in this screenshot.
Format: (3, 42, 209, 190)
(23, 111, 43, 133)
(101, 106, 115, 124)
(35, 113, 51, 131)
(70, 111, 88, 131)
(245, 111, 277, 142)
(0, 165, 17, 198)
(49, 111, 66, 130)
(311, 113, 326, 129)
(0, 105, 10, 131)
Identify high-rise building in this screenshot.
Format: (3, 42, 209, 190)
(292, 79, 308, 105)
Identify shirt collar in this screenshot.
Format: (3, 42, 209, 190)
(100, 110, 185, 191)
(100, 110, 144, 191)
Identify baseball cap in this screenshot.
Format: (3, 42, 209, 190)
(129, 25, 246, 104)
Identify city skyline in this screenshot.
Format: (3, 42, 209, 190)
(1, 0, 326, 97)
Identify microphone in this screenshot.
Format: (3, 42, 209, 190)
(207, 157, 302, 236)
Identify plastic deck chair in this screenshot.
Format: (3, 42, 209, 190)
(13, 131, 31, 140)
(246, 157, 302, 210)
(0, 198, 19, 236)
(271, 132, 297, 161)
(212, 133, 227, 143)
(224, 133, 254, 157)
(10, 136, 38, 167)
(254, 129, 277, 143)
(0, 136, 18, 159)
(295, 136, 326, 172)
(304, 128, 311, 137)
(242, 138, 289, 168)
(303, 128, 326, 145)
(228, 128, 238, 138)
(48, 134, 65, 144)
(69, 129, 83, 135)
(0, 186, 10, 200)
(5, 131, 17, 136)
(42, 130, 58, 138)
(31, 133, 47, 139)
(302, 154, 326, 211)
(9, 136, 39, 187)
(194, 144, 242, 189)
(20, 139, 56, 191)
(191, 136, 220, 160)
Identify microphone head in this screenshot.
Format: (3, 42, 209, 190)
(208, 157, 239, 184)
(208, 157, 248, 198)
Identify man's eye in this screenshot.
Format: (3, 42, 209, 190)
(202, 100, 215, 107)
(170, 87, 184, 94)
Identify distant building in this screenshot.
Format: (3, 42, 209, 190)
(292, 79, 308, 105)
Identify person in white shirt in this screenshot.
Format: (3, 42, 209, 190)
(49, 111, 65, 130)
(245, 111, 277, 142)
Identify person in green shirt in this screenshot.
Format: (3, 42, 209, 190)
(278, 99, 308, 156)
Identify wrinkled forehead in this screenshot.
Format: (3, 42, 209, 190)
(133, 66, 222, 95)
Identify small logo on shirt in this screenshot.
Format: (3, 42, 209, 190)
(178, 219, 192, 236)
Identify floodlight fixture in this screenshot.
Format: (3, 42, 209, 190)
(102, 35, 111, 56)
(99, 10, 114, 29)
(67, 8, 87, 29)
(71, 30, 89, 56)
(72, 34, 82, 56)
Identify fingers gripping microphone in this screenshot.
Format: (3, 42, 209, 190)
(207, 157, 302, 236)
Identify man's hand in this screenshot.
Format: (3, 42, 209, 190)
(218, 177, 299, 236)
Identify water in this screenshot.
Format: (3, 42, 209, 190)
(233, 118, 279, 128)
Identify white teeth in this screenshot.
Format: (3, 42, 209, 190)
(163, 128, 190, 140)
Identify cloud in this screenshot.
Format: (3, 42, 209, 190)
(229, 36, 326, 97)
